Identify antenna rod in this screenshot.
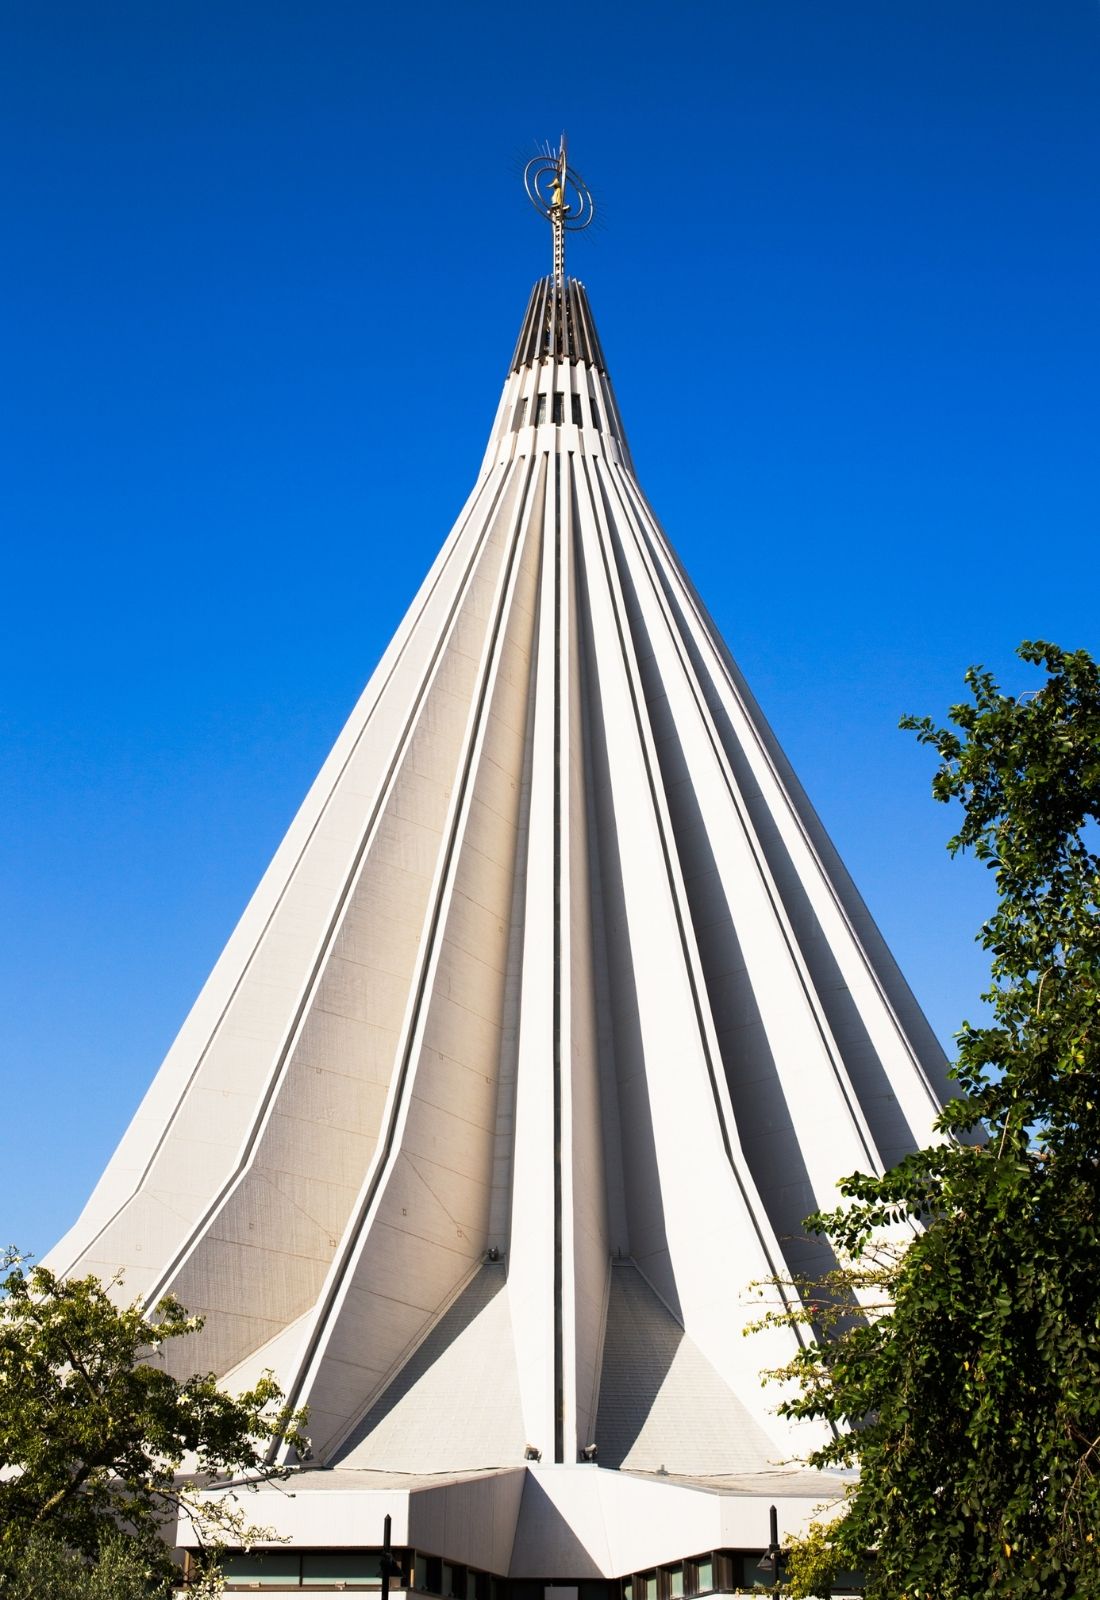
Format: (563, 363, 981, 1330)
(552, 134, 566, 288)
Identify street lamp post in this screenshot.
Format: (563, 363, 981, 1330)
(380, 1513, 402, 1600)
(755, 1504, 781, 1591)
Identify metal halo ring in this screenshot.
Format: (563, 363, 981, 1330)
(523, 156, 596, 231)
(523, 156, 560, 217)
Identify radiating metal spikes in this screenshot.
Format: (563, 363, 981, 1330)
(524, 135, 595, 288)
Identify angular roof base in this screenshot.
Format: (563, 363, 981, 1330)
(178, 1463, 853, 1581)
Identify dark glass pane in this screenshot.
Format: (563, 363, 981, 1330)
(740, 1553, 789, 1588)
(442, 1563, 468, 1598)
(535, 394, 547, 424)
(571, 394, 583, 426)
(222, 1549, 300, 1585)
(302, 1551, 383, 1586)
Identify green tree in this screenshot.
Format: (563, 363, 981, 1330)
(0, 1249, 307, 1583)
(0, 1530, 175, 1600)
(753, 641, 1100, 1600)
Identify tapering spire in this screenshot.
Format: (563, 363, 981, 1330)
(47, 209, 953, 1580)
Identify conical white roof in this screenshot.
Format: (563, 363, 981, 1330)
(49, 276, 949, 1495)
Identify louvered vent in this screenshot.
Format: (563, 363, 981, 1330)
(510, 277, 607, 372)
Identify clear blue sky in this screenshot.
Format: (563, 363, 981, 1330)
(3, 2, 1098, 1253)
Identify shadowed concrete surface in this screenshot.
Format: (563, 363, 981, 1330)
(336, 1265, 524, 1472)
(595, 1263, 777, 1474)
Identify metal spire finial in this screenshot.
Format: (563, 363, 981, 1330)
(524, 135, 595, 288)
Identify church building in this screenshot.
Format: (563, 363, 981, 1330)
(47, 143, 949, 1596)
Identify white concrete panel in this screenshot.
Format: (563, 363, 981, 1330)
(505, 454, 558, 1459)
(561, 469, 610, 1461)
(405, 1469, 526, 1573)
(179, 1481, 413, 1550)
(335, 1266, 525, 1473)
(511, 1466, 838, 1578)
(595, 1265, 776, 1476)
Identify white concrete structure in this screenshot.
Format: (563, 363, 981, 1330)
(49, 274, 950, 1592)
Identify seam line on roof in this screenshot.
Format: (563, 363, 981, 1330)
(552, 451, 565, 1465)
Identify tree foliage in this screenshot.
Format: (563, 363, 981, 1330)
(754, 641, 1100, 1599)
(0, 1530, 175, 1600)
(0, 1250, 307, 1582)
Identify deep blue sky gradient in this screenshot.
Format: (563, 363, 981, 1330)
(3, 1, 1099, 1251)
